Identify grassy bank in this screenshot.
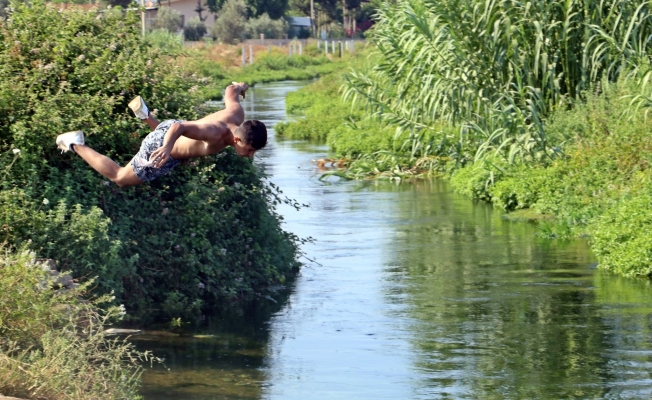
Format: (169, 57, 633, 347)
(0, 250, 147, 399)
(451, 79, 652, 277)
(276, 0, 652, 278)
(275, 69, 452, 180)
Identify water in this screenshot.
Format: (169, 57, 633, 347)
(136, 81, 652, 399)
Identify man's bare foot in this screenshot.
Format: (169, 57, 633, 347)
(231, 82, 248, 99)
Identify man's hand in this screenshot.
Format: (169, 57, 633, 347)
(231, 82, 249, 99)
(148, 144, 172, 168)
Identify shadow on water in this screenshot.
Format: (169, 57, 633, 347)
(136, 81, 652, 400)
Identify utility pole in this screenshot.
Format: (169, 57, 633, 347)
(141, 0, 146, 36)
(310, 0, 315, 38)
(342, 0, 346, 36)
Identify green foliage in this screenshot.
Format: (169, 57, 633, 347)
(245, 13, 288, 40)
(449, 158, 508, 201)
(448, 76, 652, 275)
(0, 1, 299, 321)
(144, 29, 184, 53)
(591, 192, 652, 277)
(275, 73, 354, 140)
(0, 249, 148, 399)
(206, 0, 288, 18)
(151, 6, 183, 33)
(343, 0, 652, 164)
(247, 0, 288, 19)
(184, 17, 207, 41)
(212, 0, 248, 44)
(490, 165, 551, 212)
(327, 119, 394, 157)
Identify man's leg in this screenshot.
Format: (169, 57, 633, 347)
(73, 144, 143, 187)
(142, 114, 160, 131)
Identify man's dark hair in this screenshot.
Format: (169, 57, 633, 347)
(237, 120, 267, 150)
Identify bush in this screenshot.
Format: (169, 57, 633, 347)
(184, 17, 207, 41)
(212, 0, 247, 44)
(591, 192, 652, 277)
(0, 1, 300, 321)
(449, 161, 495, 201)
(0, 249, 148, 399)
(245, 13, 288, 39)
(152, 6, 182, 33)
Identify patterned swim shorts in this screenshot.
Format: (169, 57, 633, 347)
(131, 119, 184, 182)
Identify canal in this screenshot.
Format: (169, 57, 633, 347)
(136, 80, 652, 399)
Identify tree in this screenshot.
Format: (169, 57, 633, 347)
(183, 16, 207, 40)
(206, 0, 225, 14)
(247, 0, 288, 19)
(152, 6, 183, 32)
(288, 0, 362, 30)
(211, 0, 247, 44)
(245, 13, 288, 39)
(194, 0, 207, 21)
(101, 0, 133, 8)
(208, 0, 288, 18)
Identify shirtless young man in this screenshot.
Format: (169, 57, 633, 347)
(55, 82, 267, 187)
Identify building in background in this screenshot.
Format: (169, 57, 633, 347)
(155, 0, 216, 30)
(288, 16, 310, 38)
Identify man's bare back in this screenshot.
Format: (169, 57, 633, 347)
(144, 82, 253, 166)
(55, 82, 267, 187)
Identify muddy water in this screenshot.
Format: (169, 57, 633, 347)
(136, 81, 652, 399)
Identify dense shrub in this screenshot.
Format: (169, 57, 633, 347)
(591, 192, 652, 277)
(184, 17, 207, 41)
(0, 1, 300, 321)
(449, 159, 508, 201)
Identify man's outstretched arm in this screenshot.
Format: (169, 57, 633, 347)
(222, 82, 248, 126)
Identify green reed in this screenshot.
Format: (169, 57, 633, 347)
(343, 0, 652, 164)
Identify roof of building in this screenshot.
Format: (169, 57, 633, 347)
(288, 16, 311, 27)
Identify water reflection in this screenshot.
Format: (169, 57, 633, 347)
(136, 81, 652, 399)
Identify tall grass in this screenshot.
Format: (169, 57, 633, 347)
(0, 249, 150, 399)
(343, 0, 652, 164)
